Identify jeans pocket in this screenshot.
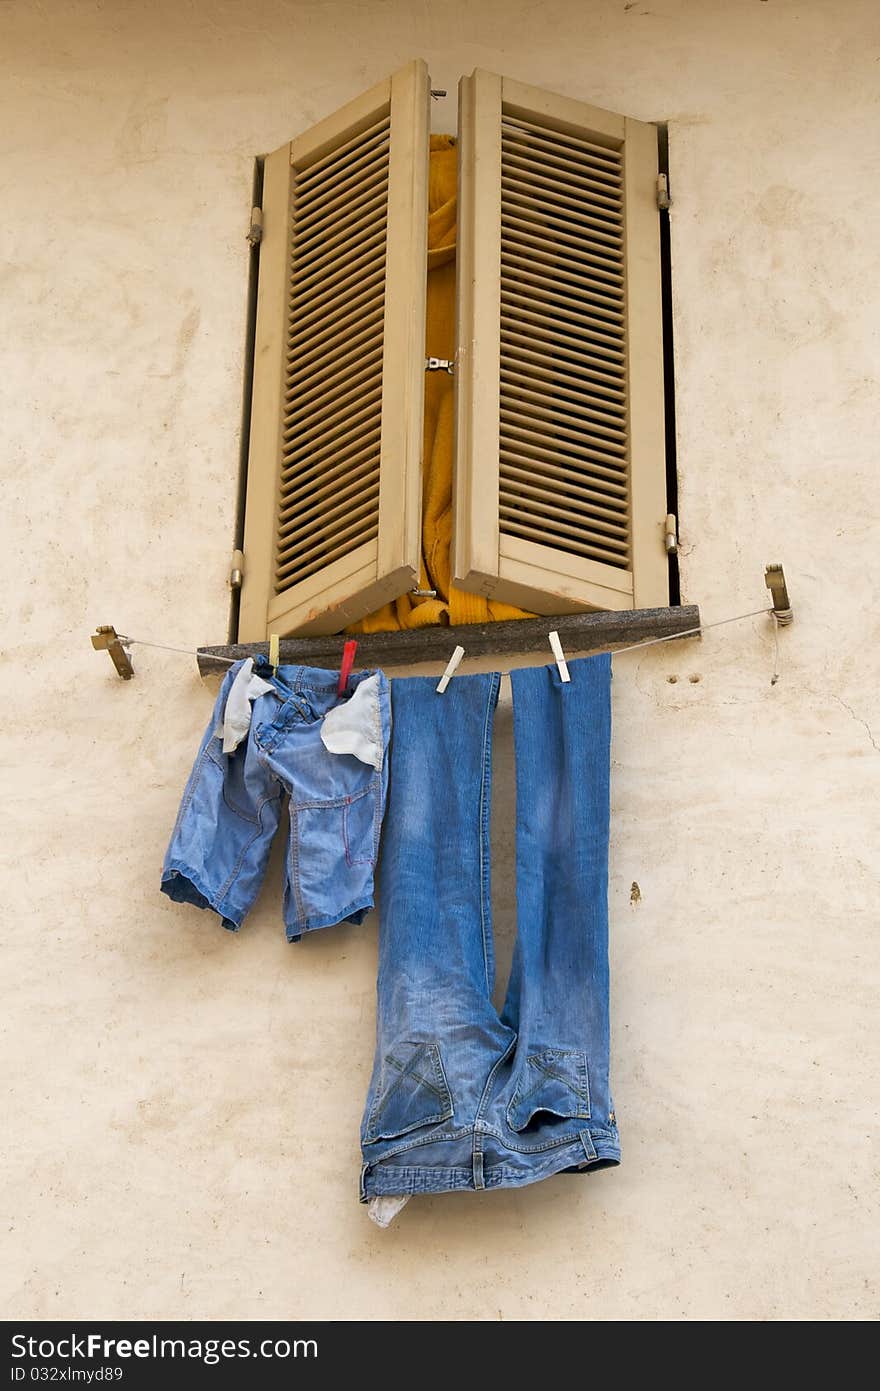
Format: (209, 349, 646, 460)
(363, 1041, 454, 1144)
(506, 1049, 591, 1132)
(343, 779, 381, 867)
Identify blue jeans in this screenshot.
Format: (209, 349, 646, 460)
(161, 661, 391, 941)
(360, 654, 619, 1198)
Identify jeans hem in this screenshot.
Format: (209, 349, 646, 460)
(284, 894, 374, 941)
(360, 1139, 620, 1199)
(160, 866, 244, 932)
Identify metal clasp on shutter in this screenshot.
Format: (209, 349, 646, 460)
(425, 357, 454, 374)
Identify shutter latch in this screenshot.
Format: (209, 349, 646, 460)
(656, 174, 671, 212)
(230, 549, 245, 589)
(664, 513, 678, 555)
(247, 207, 263, 247)
(425, 357, 454, 374)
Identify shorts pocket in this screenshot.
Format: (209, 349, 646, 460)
(363, 1041, 453, 1144)
(343, 779, 381, 867)
(507, 1049, 591, 1132)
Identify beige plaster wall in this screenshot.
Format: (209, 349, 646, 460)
(2, 0, 877, 1321)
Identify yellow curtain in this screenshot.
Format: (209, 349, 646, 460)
(349, 135, 531, 633)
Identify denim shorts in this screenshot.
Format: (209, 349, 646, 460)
(161, 659, 391, 941)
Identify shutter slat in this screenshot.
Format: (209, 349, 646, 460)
(278, 463, 380, 538)
(501, 251, 623, 310)
(291, 229, 387, 301)
(503, 219, 625, 281)
(275, 526, 381, 588)
(293, 131, 390, 214)
(286, 348, 383, 420)
(499, 515, 627, 567)
(501, 112, 622, 168)
(500, 174, 622, 241)
(499, 429, 628, 483)
(276, 508, 381, 579)
(294, 187, 388, 260)
(286, 302, 385, 379)
(500, 482, 628, 538)
(499, 262, 623, 326)
(278, 442, 381, 522)
(501, 305, 626, 361)
(500, 500, 629, 555)
(501, 401, 627, 455)
(501, 147, 622, 208)
(280, 434, 382, 498)
(287, 265, 385, 340)
(501, 329, 626, 390)
(500, 198, 623, 263)
(282, 384, 383, 453)
(500, 386, 627, 441)
(293, 170, 389, 247)
(287, 285, 383, 364)
(277, 483, 381, 555)
(293, 198, 388, 273)
(501, 457, 628, 514)
(282, 400, 383, 469)
(295, 113, 389, 184)
(500, 356, 625, 413)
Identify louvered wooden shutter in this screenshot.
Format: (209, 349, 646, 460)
(239, 61, 430, 639)
(454, 70, 668, 613)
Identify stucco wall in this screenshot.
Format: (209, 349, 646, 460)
(3, 0, 877, 1321)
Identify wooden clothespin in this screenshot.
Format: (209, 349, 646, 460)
(549, 631, 571, 683)
(91, 625, 134, 680)
(268, 633, 280, 674)
(436, 645, 465, 694)
(337, 639, 358, 695)
(764, 564, 793, 626)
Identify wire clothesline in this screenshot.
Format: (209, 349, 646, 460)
(116, 604, 778, 670)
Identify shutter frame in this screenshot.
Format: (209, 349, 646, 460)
(239, 61, 430, 640)
(453, 70, 669, 615)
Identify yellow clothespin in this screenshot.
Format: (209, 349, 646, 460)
(268, 633, 280, 674)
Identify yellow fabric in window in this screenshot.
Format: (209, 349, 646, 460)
(348, 135, 531, 633)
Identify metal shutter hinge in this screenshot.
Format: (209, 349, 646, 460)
(230, 549, 245, 589)
(656, 174, 671, 211)
(247, 207, 263, 247)
(664, 513, 678, 555)
(426, 357, 454, 374)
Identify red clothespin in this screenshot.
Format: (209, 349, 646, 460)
(337, 639, 358, 695)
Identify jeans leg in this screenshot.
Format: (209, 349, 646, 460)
(500, 654, 618, 1149)
(360, 672, 515, 1185)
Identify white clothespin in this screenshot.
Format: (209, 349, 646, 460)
(549, 631, 570, 683)
(436, 645, 465, 694)
(268, 633, 280, 675)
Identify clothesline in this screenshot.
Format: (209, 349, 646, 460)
(117, 605, 778, 672)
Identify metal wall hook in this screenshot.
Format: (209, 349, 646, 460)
(91, 625, 134, 680)
(764, 564, 793, 625)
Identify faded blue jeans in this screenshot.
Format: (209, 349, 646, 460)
(360, 654, 619, 1199)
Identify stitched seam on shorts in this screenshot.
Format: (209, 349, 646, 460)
(344, 783, 380, 867)
(287, 802, 307, 925)
(171, 743, 212, 837)
(214, 792, 281, 906)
